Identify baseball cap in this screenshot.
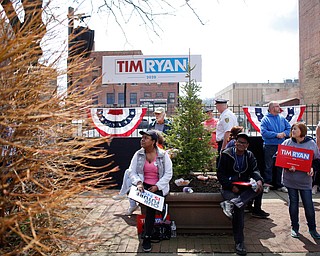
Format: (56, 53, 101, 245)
(139, 130, 158, 141)
(236, 132, 250, 143)
(204, 107, 213, 113)
(154, 107, 165, 114)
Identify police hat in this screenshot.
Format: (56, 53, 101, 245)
(215, 98, 228, 104)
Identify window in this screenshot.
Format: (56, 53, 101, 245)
(168, 92, 175, 98)
(118, 93, 124, 105)
(107, 93, 115, 105)
(144, 92, 152, 98)
(168, 92, 175, 103)
(92, 95, 98, 105)
(156, 92, 163, 98)
(130, 93, 137, 104)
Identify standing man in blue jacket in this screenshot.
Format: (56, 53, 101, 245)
(260, 101, 291, 193)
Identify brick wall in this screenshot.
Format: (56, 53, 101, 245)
(299, 0, 320, 105)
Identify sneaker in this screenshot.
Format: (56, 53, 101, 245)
(291, 229, 300, 238)
(127, 205, 139, 215)
(251, 209, 270, 219)
(220, 200, 233, 219)
(230, 196, 244, 208)
(142, 236, 152, 252)
(277, 186, 288, 193)
(309, 229, 320, 239)
(312, 185, 318, 195)
(235, 242, 247, 255)
(112, 194, 127, 200)
(263, 186, 270, 193)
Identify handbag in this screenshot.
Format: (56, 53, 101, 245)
(150, 222, 171, 242)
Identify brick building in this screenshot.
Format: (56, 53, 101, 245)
(76, 50, 179, 116)
(299, 0, 320, 105)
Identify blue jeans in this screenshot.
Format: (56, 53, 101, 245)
(287, 187, 316, 232)
(263, 145, 283, 188)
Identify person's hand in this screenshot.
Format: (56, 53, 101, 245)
(148, 185, 158, 193)
(288, 166, 296, 172)
(277, 132, 286, 138)
(137, 182, 144, 192)
(308, 167, 314, 177)
(256, 180, 263, 193)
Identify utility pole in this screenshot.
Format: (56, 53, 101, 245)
(67, 7, 74, 93)
(124, 83, 127, 107)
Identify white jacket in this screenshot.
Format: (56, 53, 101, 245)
(129, 147, 173, 196)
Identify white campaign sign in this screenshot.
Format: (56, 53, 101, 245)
(128, 185, 165, 211)
(102, 55, 202, 84)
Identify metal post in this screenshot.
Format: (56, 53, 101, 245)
(67, 7, 74, 94)
(124, 83, 127, 107)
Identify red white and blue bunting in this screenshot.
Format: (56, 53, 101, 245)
(89, 107, 147, 137)
(242, 105, 306, 133)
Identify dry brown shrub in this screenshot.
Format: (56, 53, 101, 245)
(0, 2, 117, 255)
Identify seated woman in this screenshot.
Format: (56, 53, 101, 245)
(129, 130, 172, 252)
(112, 131, 165, 216)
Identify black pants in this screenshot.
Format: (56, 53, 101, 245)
(143, 183, 164, 237)
(221, 188, 262, 243)
(247, 190, 263, 210)
(216, 141, 223, 168)
(313, 159, 320, 186)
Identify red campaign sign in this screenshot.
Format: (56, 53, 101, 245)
(275, 144, 314, 172)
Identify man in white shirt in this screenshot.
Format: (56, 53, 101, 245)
(215, 99, 238, 154)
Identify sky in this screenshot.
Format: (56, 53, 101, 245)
(51, 0, 299, 99)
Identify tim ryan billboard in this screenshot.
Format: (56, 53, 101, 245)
(102, 55, 202, 84)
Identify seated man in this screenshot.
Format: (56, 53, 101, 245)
(217, 133, 264, 256)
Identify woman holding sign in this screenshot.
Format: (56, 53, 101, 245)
(281, 122, 320, 239)
(129, 130, 173, 252)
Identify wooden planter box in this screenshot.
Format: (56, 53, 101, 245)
(166, 192, 232, 234)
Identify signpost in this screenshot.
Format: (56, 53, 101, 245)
(102, 55, 202, 84)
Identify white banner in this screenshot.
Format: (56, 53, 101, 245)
(102, 55, 202, 84)
(128, 185, 165, 211)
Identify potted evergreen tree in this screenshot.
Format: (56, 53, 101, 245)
(165, 67, 231, 234)
(166, 72, 214, 176)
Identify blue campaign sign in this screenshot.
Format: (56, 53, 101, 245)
(145, 57, 188, 73)
(102, 55, 202, 84)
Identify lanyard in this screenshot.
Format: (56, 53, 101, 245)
(233, 147, 244, 172)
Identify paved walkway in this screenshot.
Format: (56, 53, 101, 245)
(68, 190, 320, 255)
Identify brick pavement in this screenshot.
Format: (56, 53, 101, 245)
(67, 190, 320, 255)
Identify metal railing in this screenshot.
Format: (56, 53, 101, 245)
(81, 104, 320, 138)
